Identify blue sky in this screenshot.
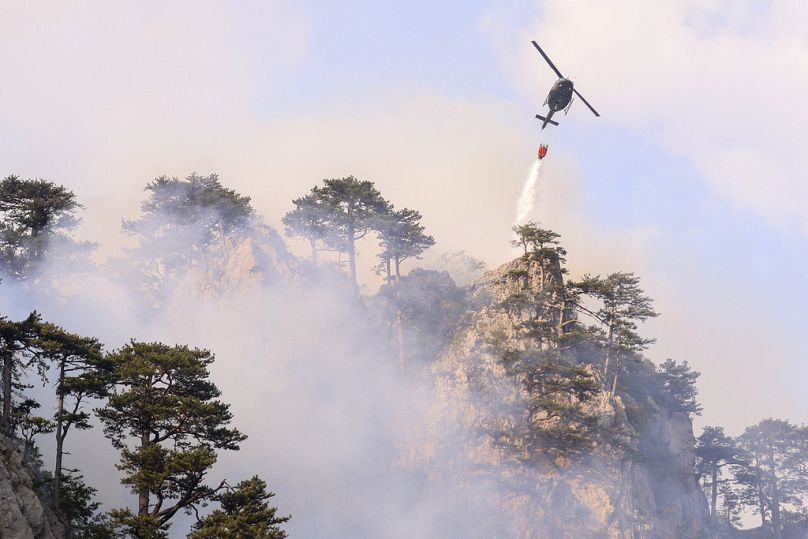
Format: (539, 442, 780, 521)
(242, 0, 515, 114)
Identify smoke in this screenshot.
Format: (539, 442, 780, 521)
(515, 159, 542, 225)
(0, 210, 526, 538)
(0, 174, 707, 538)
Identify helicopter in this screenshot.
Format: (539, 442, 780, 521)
(532, 40, 599, 129)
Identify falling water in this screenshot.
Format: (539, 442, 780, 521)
(515, 159, 542, 225)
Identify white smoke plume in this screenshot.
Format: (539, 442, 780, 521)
(0, 212, 525, 538)
(515, 159, 542, 226)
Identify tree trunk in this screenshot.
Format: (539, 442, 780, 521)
(347, 208, 357, 287)
(394, 257, 401, 283)
(710, 466, 718, 518)
(2, 353, 12, 436)
(310, 237, 318, 265)
(757, 479, 766, 528)
(603, 319, 615, 386)
(395, 309, 405, 372)
(610, 353, 620, 396)
(53, 361, 66, 505)
(385, 258, 391, 285)
(138, 430, 150, 516)
(770, 448, 782, 539)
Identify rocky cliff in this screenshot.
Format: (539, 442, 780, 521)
(418, 254, 711, 538)
(0, 436, 64, 539)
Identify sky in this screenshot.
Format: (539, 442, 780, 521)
(1, 0, 807, 441)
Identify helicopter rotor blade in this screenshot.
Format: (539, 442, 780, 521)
(573, 88, 599, 117)
(531, 41, 564, 79)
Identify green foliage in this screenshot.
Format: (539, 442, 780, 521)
(13, 398, 54, 460)
(107, 508, 169, 539)
(374, 208, 435, 282)
(59, 473, 114, 538)
(281, 193, 332, 262)
(496, 349, 602, 463)
(122, 173, 254, 301)
(730, 419, 808, 534)
(696, 426, 741, 517)
(128, 173, 253, 234)
(717, 481, 743, 528)
(0, 312, 45, 435)
(36, 323, 109, 431)
(570, 272, 658, 353)
(568, 272, 658, 394)
(312, 177, 390, 243)
(304, 176, 390, 284)
(117, 444, 218, 514)
(511, 222, 560, 254)
(0, 175, 85, 281)
(34, 322, 110, 504)
(189, 476, 290, 539)
(657, 359, 702, 415)
(97, 341, 246, 535)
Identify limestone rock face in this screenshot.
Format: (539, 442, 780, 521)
(420, 255, 711, 538)
(170, 225, 296, 302)
(0, 437, 65, 539)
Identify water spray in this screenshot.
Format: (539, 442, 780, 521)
(515, 160, 542, 226)
(514, 130, 554, 226)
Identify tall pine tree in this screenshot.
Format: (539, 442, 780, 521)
(97, 341, 246, 536)
(696, 426, 741, 519)
(282, 193, 331, 264)
(311, 177, 390, 286)
(0, 312, 43, 435)
(36, 323, 109, 505)
(568, 272, 658, 395)
(375, 208, 434, 284)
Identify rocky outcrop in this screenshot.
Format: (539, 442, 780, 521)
(0, 437, 65, 539)
(419, 255, 711, 538)
(171, 224, 296, 302)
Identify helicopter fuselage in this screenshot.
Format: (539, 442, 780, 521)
(546, 78, 574, 112)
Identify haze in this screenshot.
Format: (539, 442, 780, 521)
(2, 0, 806, 455)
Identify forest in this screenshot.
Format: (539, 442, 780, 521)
(1, 172, 807, 539)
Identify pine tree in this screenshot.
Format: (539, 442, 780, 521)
(375, 208, 435, 284)
(732, 419, 808, 539)
(12, 397, 54, 460)
(516, 351, 600, 461)
(122, 173, 254, 301)
(97, 341, 246, 535)
(282, 193, 331, 264)
(511, 222, 561, 255)
(657, 358, 702, 415)
(311, 176, 390, 286)
(696, 426, 741, 518)
(568, 272, 658, 395)
(36, 323, 110, 505)
(0, 312, 43, 435)
(59, 472, 114, 538)
(189, 476, 290, 539)
(0, 176, 87, 281)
